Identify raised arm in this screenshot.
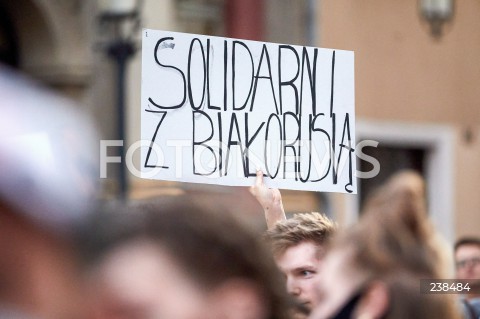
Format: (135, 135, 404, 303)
(249, 170, 286, 229)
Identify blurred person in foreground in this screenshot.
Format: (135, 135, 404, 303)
(311, 170, 462, 319)
(78, 197, 292, 319)
(0, 65, 99, 318)
(250, 170, 336, 318)
(455, 237, 480, 318)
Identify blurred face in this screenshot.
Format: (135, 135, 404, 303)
(90, 240, 210, 319)
(275, 241, 322, 312)
(310, 249, 366, 319)
(455, 244, 480, 280)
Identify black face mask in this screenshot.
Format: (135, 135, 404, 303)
(328, 290, 364, 319)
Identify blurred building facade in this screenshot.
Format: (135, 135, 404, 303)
(1, 0, 478, 241)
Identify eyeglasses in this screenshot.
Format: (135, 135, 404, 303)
(456, 257, 480, 269)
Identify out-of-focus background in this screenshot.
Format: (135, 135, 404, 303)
(1, 0, 478, 242)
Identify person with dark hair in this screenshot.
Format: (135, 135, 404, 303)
(455, 237, 480, 318)
(80, 197, 292, 319)
(250, 171, 336, 318)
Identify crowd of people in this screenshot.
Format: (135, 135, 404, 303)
(1, 65, 479, 319)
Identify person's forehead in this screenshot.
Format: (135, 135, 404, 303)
(456, 244, 480, 258)
(276, 241, 321, 270)
(100, 240, 204, 297)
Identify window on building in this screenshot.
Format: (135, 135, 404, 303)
(359, 145, 426, 212)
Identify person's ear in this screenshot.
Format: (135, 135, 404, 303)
(208, 279, 268, 319)
(355, 281, 389, 319)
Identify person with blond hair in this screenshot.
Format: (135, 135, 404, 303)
(250, 171, 336, 317)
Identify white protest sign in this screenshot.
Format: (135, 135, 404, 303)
(141, 29, 356, 193)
